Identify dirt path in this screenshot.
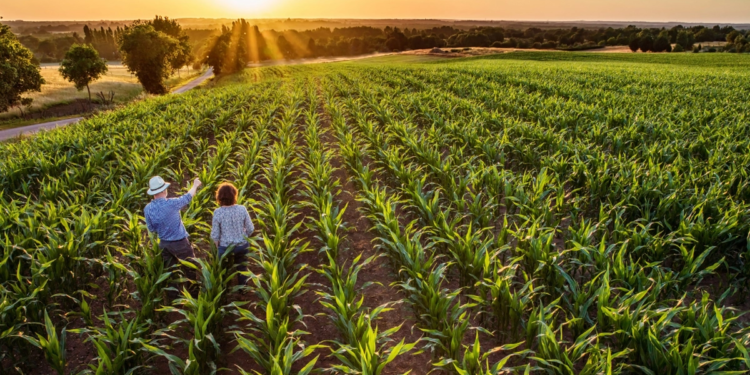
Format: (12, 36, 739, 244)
(171, 68, 214, 94)
(0, 117, 83, 141)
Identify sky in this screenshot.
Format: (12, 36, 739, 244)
(3, 0, 750, 23)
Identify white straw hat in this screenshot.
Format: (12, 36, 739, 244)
(147, 176, 170, 195)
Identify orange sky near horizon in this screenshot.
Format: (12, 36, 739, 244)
(3, 0, 750, 23)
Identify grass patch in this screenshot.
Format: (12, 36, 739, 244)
(0, 65, 206, 124)
(0, 65, 142, 120)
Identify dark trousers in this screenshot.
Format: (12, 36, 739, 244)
(159, 237, 197, 297)
(218, 243, 250, 285)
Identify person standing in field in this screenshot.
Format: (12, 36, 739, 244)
(211, 182, 254, 286)
(144, 176, 202, 297)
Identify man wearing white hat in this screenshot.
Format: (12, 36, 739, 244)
(144, 176, 202, 297)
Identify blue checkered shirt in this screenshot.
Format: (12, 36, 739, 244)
(144, 193, 193, 241)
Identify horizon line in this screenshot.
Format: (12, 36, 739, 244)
(2, 17, 749, 25)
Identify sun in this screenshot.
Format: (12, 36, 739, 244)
(218, 0, 275, 13)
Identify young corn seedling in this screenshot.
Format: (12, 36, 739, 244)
(128, 238, 172, 324)
(70, 309, 148, 374)
(329, 318, 416, 375)
(157, 251, 235, 374)
(434, 334, 532, 375)
(22, 310, 67, 375)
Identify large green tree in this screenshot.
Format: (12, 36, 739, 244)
(0, 25, 45, 113)
(118, 22, 179, 94)
(151, 16, 192, 73)
(59, 44, 108, 102)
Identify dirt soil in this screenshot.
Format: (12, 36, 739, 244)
(324, 130, 433, 374)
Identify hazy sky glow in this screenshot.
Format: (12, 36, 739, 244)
(4, 0, 750, 23)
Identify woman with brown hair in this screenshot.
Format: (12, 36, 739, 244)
(210, 182, 254, 285)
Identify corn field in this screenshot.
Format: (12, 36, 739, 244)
(2, 52, 750, 374)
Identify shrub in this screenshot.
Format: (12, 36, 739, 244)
(541, 41, 557, 49)
(532, 42, 542, 49)
(672, 44, 685, 52)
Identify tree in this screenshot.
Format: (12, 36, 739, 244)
(59, 44, 108, 102)
(726, 30, 741, 44)
(277, 35, 297, 59)
(118, 23, 179, 94)
(307, 38, 318, 57)
(628, 37, 641, 52)
(448, 32, 491, 47)
(204, 27, 231, 75)
(37, 39, 56, 57)
(202, 19, 271, 75)
(639, 34, 654, 52)
(0, 25, 45, 113)
(18, 35, 40, 50)
(384, 28, 408, 51)
(694, 28, 715, 42)
(408, 35, 424, 49)
(675, 30, 694, 50)
(653, 35, 671, 52)
(151, 16, 192, 73)
(53, 35, 80, 60)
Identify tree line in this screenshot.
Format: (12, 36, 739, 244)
(83, 25, 123, 60)
(200, 22, 748, 72)
(4, 17, 749, 117)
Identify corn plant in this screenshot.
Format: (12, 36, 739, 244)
(21, 310, 67, 375)
(156, 250, 235, 374)
(70, 309, 148, 374)
(434, 335, 532, 375)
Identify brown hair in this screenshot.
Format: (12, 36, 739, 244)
(216, 183, 238, 206)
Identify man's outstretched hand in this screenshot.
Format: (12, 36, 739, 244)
(189, 178, 202, 196)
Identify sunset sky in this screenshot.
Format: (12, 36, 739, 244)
(4, 0, 750, 23)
